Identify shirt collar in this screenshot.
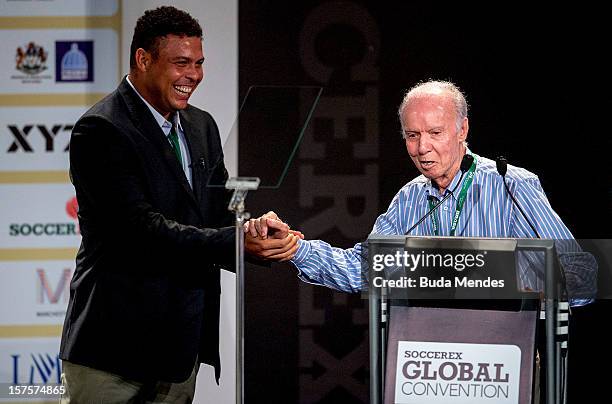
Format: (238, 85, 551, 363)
(125, 75, 183, 135)
(424, 148, 474, 200)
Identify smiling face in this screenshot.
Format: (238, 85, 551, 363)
(131, 34, 204, 119)
(401, 93, 468, 193)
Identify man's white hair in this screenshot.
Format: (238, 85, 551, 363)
(398, 80, 469, 134)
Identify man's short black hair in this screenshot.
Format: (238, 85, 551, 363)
(129, 6, 202, 69)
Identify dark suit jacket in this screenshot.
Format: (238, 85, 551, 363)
(60, 78, 235, 383)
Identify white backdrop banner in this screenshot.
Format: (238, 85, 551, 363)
(0, 29, 118, 94)
(0, 0, 119, 17)
(0, 106, 86, 172)
(0, 261, 73, 326)
(0, 184, 80, 249)
(0, 337, 61, 387)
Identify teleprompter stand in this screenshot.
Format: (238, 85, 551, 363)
(226, 177, 260, 404)
(211, 85, 322, 404)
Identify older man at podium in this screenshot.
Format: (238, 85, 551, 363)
(245, 80, 596, 306)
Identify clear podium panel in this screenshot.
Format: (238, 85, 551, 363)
(362, 236, 585, 301)
(364, 236, 526, 301)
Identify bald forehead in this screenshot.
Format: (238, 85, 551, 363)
(406, 91, 454, 109)
(401, 93, 456, 124)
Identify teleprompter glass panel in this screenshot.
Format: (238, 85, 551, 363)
(207, 85, 322, 189)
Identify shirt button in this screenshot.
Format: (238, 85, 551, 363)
(443, 206, 449, 211)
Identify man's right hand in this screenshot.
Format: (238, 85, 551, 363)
(244, 211, 304, 240)
(244, 231, 299, 261)
(243, 211, 304, 261)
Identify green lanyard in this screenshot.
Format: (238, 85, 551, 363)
(427, 155, 477, 236)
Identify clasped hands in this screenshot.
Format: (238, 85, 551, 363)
(244, 211, 303, 261)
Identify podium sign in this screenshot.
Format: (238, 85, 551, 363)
(394, 341, 521, 404)
(385, 306, 535, 404)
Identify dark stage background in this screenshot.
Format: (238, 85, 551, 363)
(238, 2, 612, 402)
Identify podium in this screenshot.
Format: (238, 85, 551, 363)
(366, 236, 569, 404)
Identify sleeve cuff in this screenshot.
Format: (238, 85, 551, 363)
(291, 238, 311, 265)
(290, 239, 322, 285)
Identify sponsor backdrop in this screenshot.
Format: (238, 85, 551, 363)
(0, 2, 121, 403)
(0, 0, 118, 400)
(0, 1, 237, 403)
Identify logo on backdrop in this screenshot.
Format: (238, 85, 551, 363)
(394, 341, 521, 404)
(12, 41, 52, 83)
(10, 353, 61, 384)
(5, 123, 73, 153)
(65, 196, 78, 220)
(8, 196, 79, 237)
(15, 42, 48, 75)
(55, 41, 93, 82)
(36, 268, 72, 305)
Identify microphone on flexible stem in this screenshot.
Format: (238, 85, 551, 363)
(405, 154, 474, 235)
(495, 156, 540, 238)
(496, 156, 568, 296)
(497, 156, 569, 376)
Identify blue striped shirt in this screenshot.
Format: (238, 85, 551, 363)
(291, 153, 596, 306)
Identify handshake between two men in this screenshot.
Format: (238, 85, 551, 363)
(244, 212, 301, 262)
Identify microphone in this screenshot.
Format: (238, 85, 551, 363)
(495, 156, 540, 238)
(459, 153, 475, 173)
(189, 157, 206, 169)
(405, 154, 474, 235)
(496, 156, 507, 176)
(496, 157, 570, 391)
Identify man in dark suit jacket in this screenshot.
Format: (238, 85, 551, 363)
(59, 6, 299, 403)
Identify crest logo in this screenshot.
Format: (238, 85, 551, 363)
(15, 42, 48, 75)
